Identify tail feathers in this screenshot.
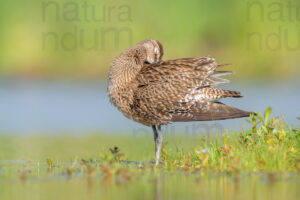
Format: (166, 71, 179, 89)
(208, 69, 233, 86)
(171, 102, 252, 122)
(217, 63, 232, 68)
(212, 71, 233, 77)
(221, 89, 243, 98)
(200, 88, 243, 100)
(207, 77, 230, 85)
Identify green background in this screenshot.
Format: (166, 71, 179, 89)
(1, 0, 299, 80)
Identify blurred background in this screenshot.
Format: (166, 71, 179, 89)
(0, 0, 299, 135)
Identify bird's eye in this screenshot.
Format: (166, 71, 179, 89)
(154, 48, 158, 55)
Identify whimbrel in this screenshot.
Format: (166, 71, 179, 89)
(108, 39, 251, 165)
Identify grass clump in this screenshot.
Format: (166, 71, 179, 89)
(161, 107, 300, 173)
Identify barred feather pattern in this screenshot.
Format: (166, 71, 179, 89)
(108, 56, 251, 126)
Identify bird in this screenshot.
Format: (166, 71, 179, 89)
(107, 39, 252, 165)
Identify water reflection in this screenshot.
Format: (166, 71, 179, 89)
(0, 159, 299, 200)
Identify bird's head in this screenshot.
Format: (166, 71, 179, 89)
(138, 39, 164, 64)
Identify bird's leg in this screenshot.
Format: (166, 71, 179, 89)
(152, 125, 163, 165)
(157, 125, 161, 132)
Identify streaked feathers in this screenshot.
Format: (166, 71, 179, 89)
(108, 41, 252, 126)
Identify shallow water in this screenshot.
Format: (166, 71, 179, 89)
(0, 159, 299, 200)
(0, 80, 299, 135)
(0, 131, 299, 200)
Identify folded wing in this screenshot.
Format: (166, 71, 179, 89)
(133, 57, 251, 124)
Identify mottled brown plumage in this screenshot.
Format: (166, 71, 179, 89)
(109, 56, 250, 126)
(107, 39, 252, 164)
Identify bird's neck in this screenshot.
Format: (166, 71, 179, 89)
(108, 63, 136, 90)
(108, 46, 146, 90)
(107, 47, 146, 102)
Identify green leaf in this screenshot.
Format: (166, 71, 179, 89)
(245, 119, 251, 124)
(256, 113, 264, 124)
(264, 107, 272, 125)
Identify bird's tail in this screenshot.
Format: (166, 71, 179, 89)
(200, 88, 243, 100)
(171, 102, 253, 122)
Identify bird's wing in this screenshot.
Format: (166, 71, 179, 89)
(132, 57, 250, 124)
(137, 57, 231, 88)
(171, 102, 251, 122)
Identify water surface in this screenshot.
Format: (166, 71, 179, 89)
(0, 80, 299, 135)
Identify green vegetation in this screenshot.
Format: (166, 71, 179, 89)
(161, 108, 300, 172)
(0, 108, 299, 199)
(1, 0, 300, 79)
